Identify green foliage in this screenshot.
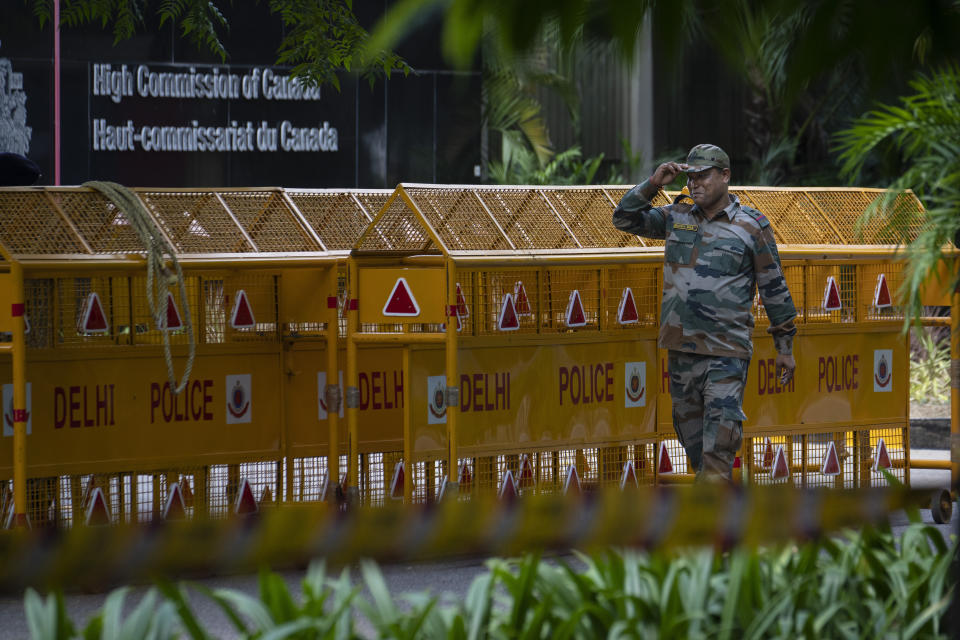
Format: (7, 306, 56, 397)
(25, 587, 180, 640)
(910, 328, 951, 405)
(28, 0, 408, 89)
(26, 525, 958, 639)
(836, 65, 960, 326)
(488, 144, 616, 185)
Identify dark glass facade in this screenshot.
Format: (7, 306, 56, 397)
(0, 3, 481, 188)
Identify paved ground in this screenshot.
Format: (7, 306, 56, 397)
(0, 454, 955, 639)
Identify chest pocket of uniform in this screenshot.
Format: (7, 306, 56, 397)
(665, 228, 697, 264)
(706, 243, 745, 275)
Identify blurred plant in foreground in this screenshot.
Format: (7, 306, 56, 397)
(24, 516, 957, 639)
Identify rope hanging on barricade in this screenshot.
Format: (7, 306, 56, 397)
(83, 181, 196, 394)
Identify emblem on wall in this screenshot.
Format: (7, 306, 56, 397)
(226, 374, 252, 423)
(2, 382, 32, 436)
(427, 375, 446, 424)
(873, 350, 892, 392)
(624, 362, 646, 408)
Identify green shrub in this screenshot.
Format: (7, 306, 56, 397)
(25, 522, 957, 639)
(910, 328, 950, 405)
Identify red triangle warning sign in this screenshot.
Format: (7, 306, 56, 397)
(518, 454, 534, 489)
(499, 469, 518, 502)
(514, 281, 532, 316)
(771, 445, 790, 479)
(161, 292, 183, 331)
(821, 441, 841, 476)
(260, 486, 273, 505)
(822, 276, 842, 311)
(319, 474, 333, 502)
(163, 482, 187, 520)
(235, 478, 259, 516)
(617, 287, 639, 325)
(873, 438, 892, 471)
(79, 292, 109, 334)
(230, 289, 256, 329)
(455, 282, 469, 318)
(390, 461, 405, 499)
(620, 460, 639, 490)
(657, 442, 674, 474)
(498, 293, 520, 331)
(382, 278, 420, 316)
(81, 476, 98, 511)
(563, 464, 582, 495)
(85, 487, 111, 526)
(458, 460, 472, 490)
(874, 273, 892, 308)
(442, 311, 462, 333)
(565, 290, 587, 327)
(761, 437, 774, 469)
(180, 476, 195, 508)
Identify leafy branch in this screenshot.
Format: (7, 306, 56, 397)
(836, 64, 960, 327)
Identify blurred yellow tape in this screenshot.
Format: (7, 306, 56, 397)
(0, 485, 919, 593)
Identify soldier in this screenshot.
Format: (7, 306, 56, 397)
(613, 144, 797, 482)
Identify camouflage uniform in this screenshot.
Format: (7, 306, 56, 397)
(613, 175, 797, 480)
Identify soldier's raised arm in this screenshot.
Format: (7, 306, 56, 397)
(612, 162, 684, 239)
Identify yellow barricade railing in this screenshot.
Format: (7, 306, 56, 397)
(0, 183, 954, 527)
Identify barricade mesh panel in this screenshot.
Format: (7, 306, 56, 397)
(128, 275, 200, 345)
(24, 278, 54, 349)
(867, 427, 906, 487)
(861, 262, 905, 321)
(734, 189, 840, 245)
(466, 268, 540, 335)
(806, 190, 924, 244)
(52, 191, 146, 254)
(0, 191, 87, 254)
(354, 193, 393, 220)
(746, 432, 859, 487)
(355, 194, 437, 252)
(606, 265, 659, 328)
(138, 191, 254, 253)
(805, 264, 859, 323)
(746, 434, 797, 486)
(55, 276, 126, 347)
(476, 190, 578, 250)
(201, 274, 277, 343)
(544, 268, 601, 332)
(656, 438, 690, 476)
(406, 188, 511, 251)
(219, 192, 320, 252)
(287, 192, 372, 251)
(542, 189, 636, 249)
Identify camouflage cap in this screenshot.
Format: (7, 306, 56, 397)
(683, 144, 729, 173)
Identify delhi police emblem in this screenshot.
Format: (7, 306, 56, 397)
(624, 362, 646, 408)
(873, 350, 892, 392)
(427, 375, 447, 424)
(225, 374, 252, 423)
(228, 381, 248, 418)
(2, 382, 32, 436)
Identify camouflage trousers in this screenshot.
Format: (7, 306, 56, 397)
(668, 350, 749, 482)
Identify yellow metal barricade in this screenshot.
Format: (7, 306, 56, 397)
(0, 186, 392, 526)
(0, 182, 952, 524)
(346, 183, 939, 502)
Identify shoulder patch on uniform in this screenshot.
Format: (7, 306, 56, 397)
(740, 206, 770, 228)
(673, 223, 698, 232)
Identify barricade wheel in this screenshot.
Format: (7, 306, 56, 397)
(930, 489, 952, 525)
